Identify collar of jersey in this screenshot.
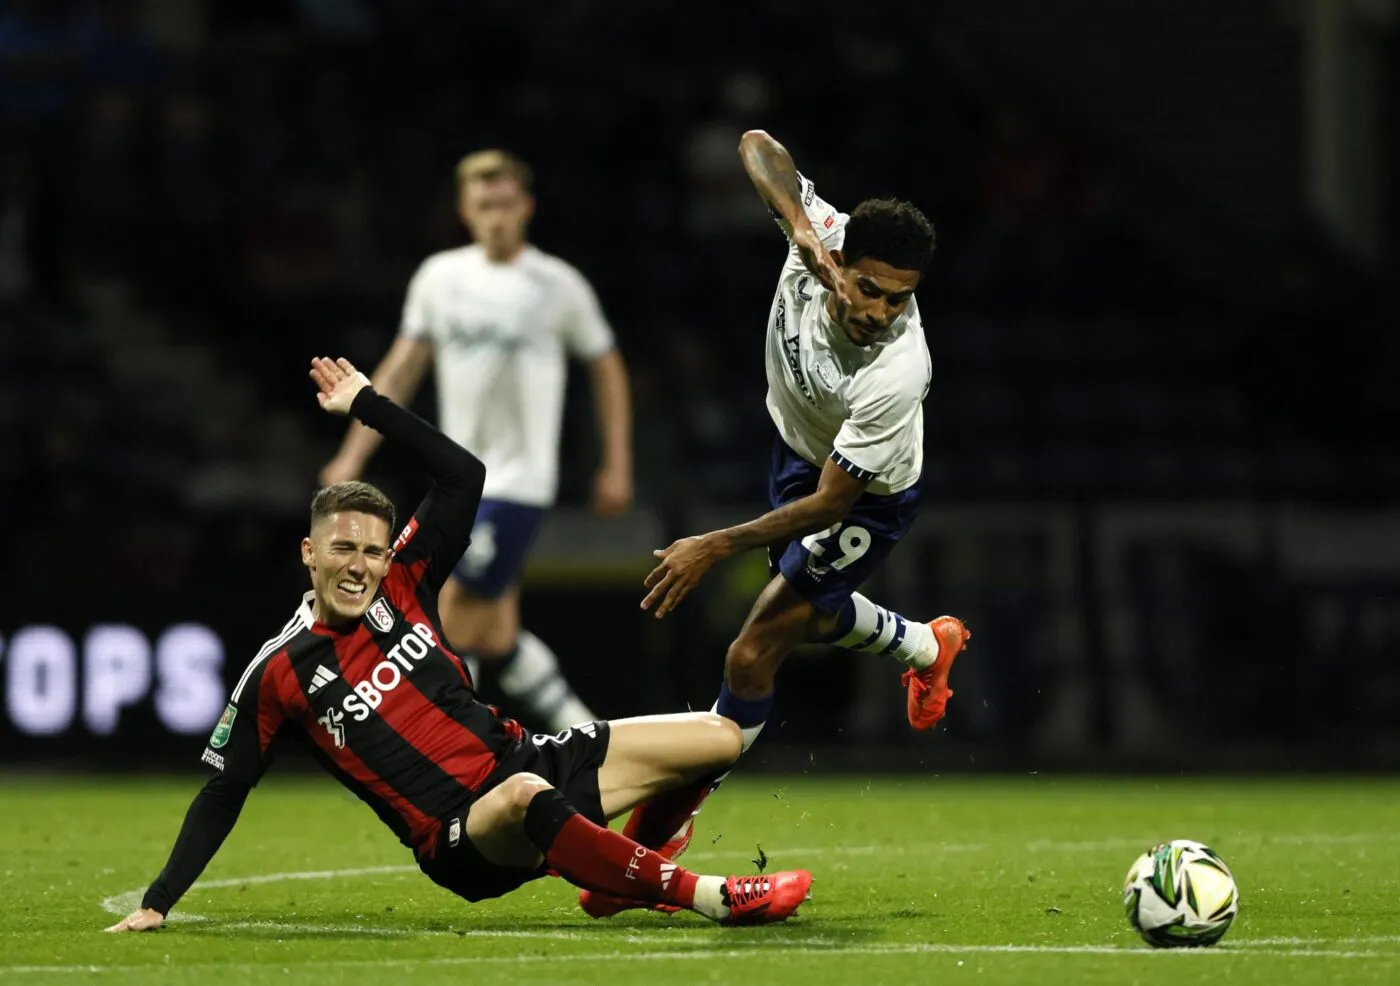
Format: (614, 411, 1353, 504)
(819, 298, 891, 355)
(301, 589, 365, 636)
(469, 242, 536, 267)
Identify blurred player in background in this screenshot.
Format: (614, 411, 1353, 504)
(322, 150, 632, 733)
(106, 358, 811, 932)
(577, 130, 970, 917)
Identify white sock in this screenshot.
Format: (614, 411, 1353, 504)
(833, 592, 939, 670)
(691, 875, 730, 921)
(710, 701, 765, 754)
(498, 630, 597, 732)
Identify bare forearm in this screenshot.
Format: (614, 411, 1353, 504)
(590, 350, 632, 469)
(739, 130, 810, 233)
(714, 493, 844, 557)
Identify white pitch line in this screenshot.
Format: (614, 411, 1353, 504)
(101, 826, 1400, 915)
(7, 940, 1400, 976)
(1229, 936, 1400, 948)
(98, 865, 421, 919)
(98, 827, 1400, 927)
(216, 921, 587, 940)
(192, 864, 421, 889)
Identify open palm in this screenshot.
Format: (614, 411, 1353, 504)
(309, 357, 372, 415)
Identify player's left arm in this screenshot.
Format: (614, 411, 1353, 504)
(105, 774, 254, 931)
(107, 651, 291, 932)
(587, 349, 633, 516)
(310, 357, 486, 595)
(562, 268, 634, 517)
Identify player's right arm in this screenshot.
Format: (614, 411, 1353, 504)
(320, 336, 433, 485)
(738, 129, 850, 307)
(106, 650, 291, 931)
(104, 774, 253, 932)
(312, 358, 486, 597)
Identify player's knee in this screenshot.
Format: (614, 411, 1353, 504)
(497, 772, 554, 818)
(700, 713, 744, 766)
(724, 636, 759, 673)
(724, 636, 775, 693)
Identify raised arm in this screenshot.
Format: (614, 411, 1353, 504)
(320, 336, 434, 486)
(738, 129, 809, 236)
(738, 130, 849, 305)
(311, 357, 486, 594)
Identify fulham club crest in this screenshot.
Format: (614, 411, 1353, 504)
(366, 598, 395, 633)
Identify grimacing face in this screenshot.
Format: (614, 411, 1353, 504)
(832, 253, 921, 347)
(457, 176, 533, 259)
(301, 511, 393, 625)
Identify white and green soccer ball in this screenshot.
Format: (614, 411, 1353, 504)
(1122, 839, 1239, 947)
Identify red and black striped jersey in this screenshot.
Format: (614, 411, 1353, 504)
(199, 389, 514, 856)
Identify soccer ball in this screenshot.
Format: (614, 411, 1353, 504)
(1122, 839, 1239, 947)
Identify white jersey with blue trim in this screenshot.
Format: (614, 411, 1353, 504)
(399, 244, 615, 507)
(762, 175, 930, 496)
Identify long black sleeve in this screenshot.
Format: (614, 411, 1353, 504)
(140, 773, 251, 915)
(350, 387, 486, 593)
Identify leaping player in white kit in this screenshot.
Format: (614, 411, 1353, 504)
(576, 129, 971, 917)
(322, 150, 632, 733)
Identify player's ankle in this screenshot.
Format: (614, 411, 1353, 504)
(690, 875, 729, 921)
(901, 620, 938, 670)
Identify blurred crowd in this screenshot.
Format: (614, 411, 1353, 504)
(4, 0, 1398, 596)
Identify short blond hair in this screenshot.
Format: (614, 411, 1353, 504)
(455, 149, 533, 192)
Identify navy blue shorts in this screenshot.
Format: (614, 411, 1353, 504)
(451, 498, 548, 599)
(768, 436, 920, 613)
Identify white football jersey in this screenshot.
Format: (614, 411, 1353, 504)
(763, 175, 930, 495)
(400, 244, 615, 506)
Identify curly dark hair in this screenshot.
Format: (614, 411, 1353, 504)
(842, 198, 936, 272)
(310, 481, 396, 537)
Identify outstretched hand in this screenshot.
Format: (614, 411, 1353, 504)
(641, 534, 729, 619)
(309, 357, 372, 416)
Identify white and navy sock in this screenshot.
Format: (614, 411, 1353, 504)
(497, 630, 597, 732)
(672, 682, 773, 834)
(713, 682, 772, 754)
(826, 592, 937, 670)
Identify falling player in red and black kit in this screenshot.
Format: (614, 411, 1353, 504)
(105, 357, 811, 932)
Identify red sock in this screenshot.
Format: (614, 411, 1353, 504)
(524, 788, 699, 906)
(623, 772, 722, 849)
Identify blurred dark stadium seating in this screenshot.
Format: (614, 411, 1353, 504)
(2, 0, 1397, 766)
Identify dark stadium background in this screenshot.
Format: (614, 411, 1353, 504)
(2, 0, 1398, 773)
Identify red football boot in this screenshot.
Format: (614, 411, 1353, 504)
(580, 868, 813, 924)
(577, 890, 681, 918)
(720, 870, 814, 926)
(903, 616, 971, 730)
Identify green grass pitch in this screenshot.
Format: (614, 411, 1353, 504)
(3, 774, 1398, 985)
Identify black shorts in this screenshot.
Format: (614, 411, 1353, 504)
(417, 720, 611, 903)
